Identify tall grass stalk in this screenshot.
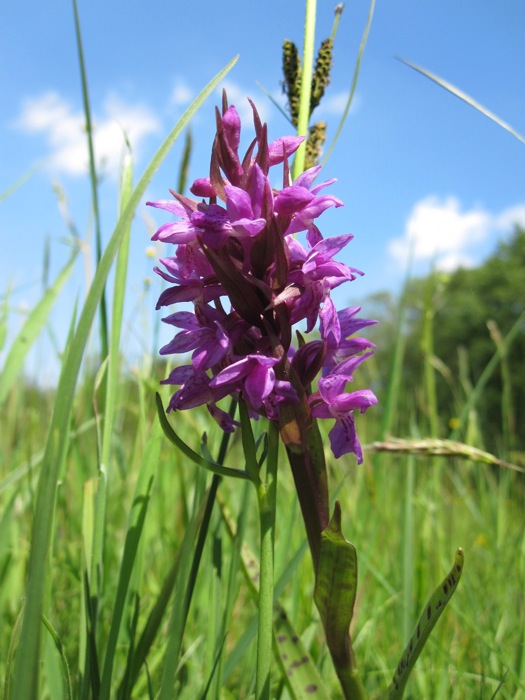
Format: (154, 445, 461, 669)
(254, 422, 278, 700)
(292, 0, 317, 179)
(72, 0, 108, 365)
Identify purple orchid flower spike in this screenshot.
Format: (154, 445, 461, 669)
(149, 95, 377, 574)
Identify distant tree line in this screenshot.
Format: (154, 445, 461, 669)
(364, 225, 525, 456)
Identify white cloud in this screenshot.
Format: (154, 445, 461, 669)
(16, 91, 161, 178)
(494, 204, 525, 232)
(317, 91, 361, 117)
(171, 80, 194, 106)
(389, 196, 525, 271)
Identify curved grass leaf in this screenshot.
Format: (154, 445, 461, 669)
(41, 613, 73, 700)
(0, 249, 79, 404)
(274, 608, 331, 700)
(322, 0, 375, 167)
(155, 393, 251, 480)
(386, 548, 464, 699)
(398, 58, 525, 146)
(72, 0, 107, 361)
(0, 160, 44, 203)
(9, 54, 239, 700)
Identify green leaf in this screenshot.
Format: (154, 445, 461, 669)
(274, 608, 331, 700)
(314, 501, 367, 699)
(386, 548, 465, 699)
(155, 393, 251, 481)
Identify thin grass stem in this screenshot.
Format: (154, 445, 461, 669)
(72, 0, 108, 365)
(255, 421, 279, 700)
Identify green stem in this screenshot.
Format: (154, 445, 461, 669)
(72, 0, 109, 365)
(255, 421, 279, 700)
(292, 0, 317, 179)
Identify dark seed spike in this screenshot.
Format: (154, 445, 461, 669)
(282, 39, 302, 126)
(310, 38, 333, 115)
(304, 122, 327, 170)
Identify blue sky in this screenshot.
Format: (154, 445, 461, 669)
(1, 1, 525, 380)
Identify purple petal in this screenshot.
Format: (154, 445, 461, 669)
(268, 135, 304, 165)
(292, 165, 322, 189)
(147, 198, 189, 216)
(207, 403, 240, 432)
(329, 413, 362, 461)
(161, 311, 199, 329)
(332, 389, 378, 414)
(274, 186, 314, 216)
(222, 105, 241, 152)
(161, 365, 194, 386)
(318, 374, 348, 403)
(331, 352, 374, 379)
(311, 177, 337, 195)
(152, 221, 197, 244)
(225, 185, 254, 220)
(160, 330, 202, 355)
(304, 235, 354, 270)
(210, 357, 251, 387)
(190, 178, 215, 198)
(319, 297, 340, 347)
(244, 362, 275, 406)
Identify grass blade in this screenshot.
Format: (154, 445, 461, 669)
(89, 145, 135, 673)
(322, 0, 375, 166)
(398, 58, 525, 146)
(158, 467, 208, 700)
(386, 548, 464, 699)
(72, 0, 108, 363)
(98, 414, 162, 699)
(0, 161, 44, 203)
(217, 490, 333, 698)
(155, 393, 251, 480)
(0, 250, 79, 404)
(449, 310, 525, 442)
(41, 613, 73, 700)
